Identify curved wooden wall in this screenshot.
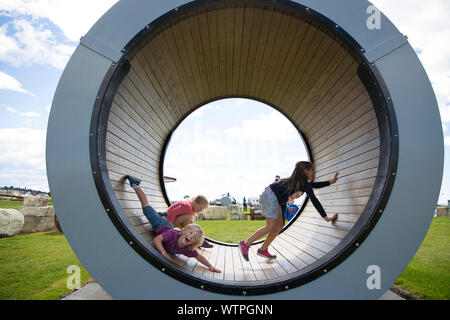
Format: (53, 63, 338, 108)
(105, 1, 380, 282)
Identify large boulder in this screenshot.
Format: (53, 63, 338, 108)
(24, 195, 48, 207)
(229, 204, 247, 220)
(0, 209, 24, 237)
(19, 206, 56, 234)
(436, 207, 449, 217)
(198, 206, 228, 220)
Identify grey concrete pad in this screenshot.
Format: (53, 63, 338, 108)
(62, 282, 405, 300)
(62, 282, 113, 300)
(379, 290, 405, 300)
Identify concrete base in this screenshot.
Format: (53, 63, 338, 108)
(62, 282, 113, 300)
(62, 282, 405, 300)
(379, 290, 405, 300)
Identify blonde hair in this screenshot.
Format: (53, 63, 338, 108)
(192, 195, 208, 208)
(180, 223, 205, 250)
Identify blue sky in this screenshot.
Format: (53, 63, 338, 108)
(164, 99, 309, 202)
(0, 1, 449, 204)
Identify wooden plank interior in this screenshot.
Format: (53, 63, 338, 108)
(104, 1, 380, 283)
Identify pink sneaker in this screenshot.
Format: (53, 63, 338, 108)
(239, 240, 249, 261)
(257, 248, 276, 260)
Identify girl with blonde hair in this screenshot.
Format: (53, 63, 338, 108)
(126, 176, 220, 273)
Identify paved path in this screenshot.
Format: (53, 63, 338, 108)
(62, 282, 113, 300)
(62, 282, 405, 300)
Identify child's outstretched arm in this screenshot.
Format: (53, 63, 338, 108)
(303, 181, 338, 222)
(153, 234, 175, 263)
(195, 253, 221, 273)
(310, 172, 339, 189)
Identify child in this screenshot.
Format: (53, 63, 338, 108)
(285, 198, 299, 222)
(239, 161, 339, 261)
(126, 176, 221, 273)
(165, 195, 214, 248)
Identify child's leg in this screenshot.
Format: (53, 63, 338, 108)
(259, 215, 284, 251)
(244, 217, 277, 247)
(172, 214, 193, 228)
(126, 176, 148, 208)
(126, 176, 172, 230)
(142, 206, 173, 230)
(134, 186, 149, 208)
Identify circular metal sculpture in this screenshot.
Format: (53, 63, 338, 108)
(47, 0, 444, 299)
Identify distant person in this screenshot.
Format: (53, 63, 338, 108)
(125, 176, 220, 273)
(274, 175, 280, 182)
(239, 161, 339, 261)
(243, 197, 247, 211)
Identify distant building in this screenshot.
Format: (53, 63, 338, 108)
(0, 186, 48, 199)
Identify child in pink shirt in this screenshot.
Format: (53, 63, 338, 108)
(166, 196, 213, 248)
(167, 196, 207, 226)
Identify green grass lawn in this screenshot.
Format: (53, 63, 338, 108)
(0, 232, 91, 300)
(200, 217, 449, 300)
(0, 210, 447, 300)
(394, 217, 449, 300)
(197, 219, 266, 243)
(0, 200, 53, 210)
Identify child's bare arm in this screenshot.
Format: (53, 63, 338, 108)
(153, 234, 175, 263)
(195, 253, 221, 273)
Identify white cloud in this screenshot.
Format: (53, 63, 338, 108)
(224, 111, 300, 142)
(0, 0, 119, 69)
(46, 104, 51, 112)
(444, 137, 450, 147)
(0, 19, 75, 69)
(5, 106, 18, 113)
(2, 105, 40, 118)
(19, 111, 39, 118)
(188, 98, 251, 118)
(164, 107, 309, 201)
(0, 0, 119, 42)
(187, 108, 204, 119)
(0, 70, 34, 95)
(286, 155, 309, 163)
(0, 127, 48, 191)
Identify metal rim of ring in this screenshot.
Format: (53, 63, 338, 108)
(88, 0, 398, 296)
(47, 0, 443, 299)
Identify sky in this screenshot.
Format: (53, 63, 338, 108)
(163, 99, 309, 202)
(0, 1, 449, 203)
